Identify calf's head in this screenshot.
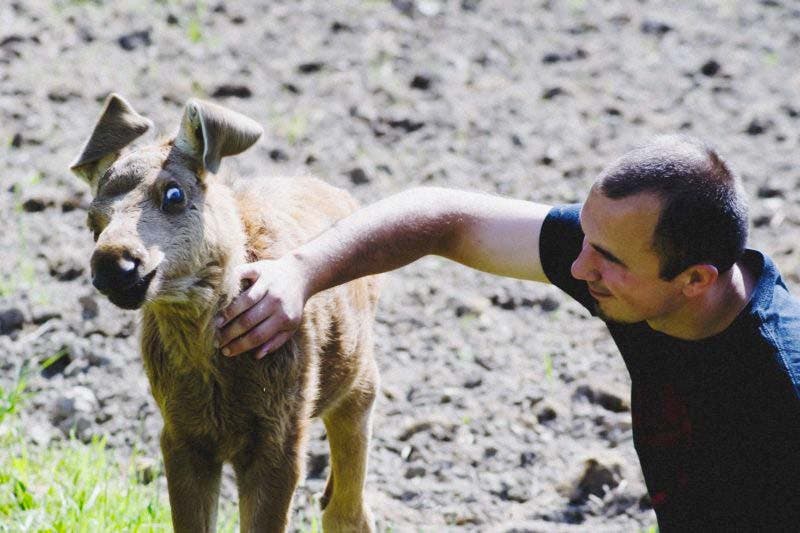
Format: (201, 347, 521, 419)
(71, 94, 263, 310)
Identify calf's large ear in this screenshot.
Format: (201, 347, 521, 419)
(70, 94, 152, 194)
(173, 98, 263, 175)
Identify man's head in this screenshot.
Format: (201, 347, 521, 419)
(571, 135, 749, 326)
(596, 135, 748, 280)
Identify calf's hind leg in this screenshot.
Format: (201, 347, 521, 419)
(321, 359, 379, 533)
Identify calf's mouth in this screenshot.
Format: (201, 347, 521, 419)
(105, 269, 157, 310)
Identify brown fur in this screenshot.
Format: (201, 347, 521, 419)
(71, 95, 380, 532)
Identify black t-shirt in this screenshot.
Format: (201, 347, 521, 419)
(540, 204, 800, 531)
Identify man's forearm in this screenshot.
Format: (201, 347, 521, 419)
(290, 187, 461, 299)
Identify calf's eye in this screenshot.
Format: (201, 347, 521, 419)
(162, 184, 186, 212)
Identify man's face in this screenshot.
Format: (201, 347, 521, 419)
(570, 188, 687, 325)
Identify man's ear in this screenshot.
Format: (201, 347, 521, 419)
(173, 98, 263, 175)
(681, 264, 719, 298)
(70, 94, 152, 194)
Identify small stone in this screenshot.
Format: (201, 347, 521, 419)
(79, 295, 99, 320)
(700, 59, 721, 77)
(757, 184, 784, 199)
(781, 104, 798, 118)
(307, 452, 329, 479)
(391, 0, 415, 17)
(166, 13, 179, 25)
(22, 197, 50, 212)
(282, 82, 301, 94)
(87, 349, 112, 367)
(48, 249, 85, 281)
(384, 117, 425, 133)
(10, 133, 22, 148)
(745, 118, 772, 135)
(542, 87, 565, 100)
(489, 294, 517, 310)
(640, 20, 672, 36)
(28, 422, 53, 445)
(52, 385, 99, 423)
(565, 456, 622, 504)
(404, 466, 426, 479)
(520, 451, 536, 467)
(118, 29, 152, 51)
(331, 21, 352, 33)
(134, 456, 159, 484)
(347, 167, 370, 185)
(400, 444, 419, 461)
(463, 376, 482, 389)
(211, 84, 252, 98)
(535, 399, 565, 424)
(269, 148, 289, 162)
(31, 309, 61, 325)
(538, 296, 559, 312)
(410, 74, 432, 90)
(542, 52, 562, 64)
(47, 88, 81, 103)
(61, 193, 87, 212)
(0, 35, 25, 47)
(41, 350, 72, 378)
(574, 382, 630, 413)
(64, 413, 94, 443)
(398, 421, 432, 442)
(0, 308, 25, 335)
(494, 481, 530, 503)
(297, 61, 325, 74)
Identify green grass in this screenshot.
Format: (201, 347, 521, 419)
(0, 364, 239, 532)
(0, 362, 330, 531)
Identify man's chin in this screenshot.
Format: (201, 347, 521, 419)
(593, 302, 638, 325)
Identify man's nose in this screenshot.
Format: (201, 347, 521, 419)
(570, 241, 600, 282)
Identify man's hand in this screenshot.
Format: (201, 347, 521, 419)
(216, 256, 308, 359)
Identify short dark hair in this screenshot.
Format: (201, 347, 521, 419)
(596, 135, 748, 280)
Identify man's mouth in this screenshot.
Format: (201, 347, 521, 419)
(105, 269, 157, 310)
(588, 284, 612, 299)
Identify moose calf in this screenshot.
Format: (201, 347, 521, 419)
(70, 94, 381, 532)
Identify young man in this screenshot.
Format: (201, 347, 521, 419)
(216, 135, 800, 529)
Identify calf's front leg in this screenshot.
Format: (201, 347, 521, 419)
(161, 433, 223, 533)
(233, 434, 306, 533)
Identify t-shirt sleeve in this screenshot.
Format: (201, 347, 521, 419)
(539, 203, 596, 314)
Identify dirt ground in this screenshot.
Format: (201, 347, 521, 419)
(2, 0, 800, 530)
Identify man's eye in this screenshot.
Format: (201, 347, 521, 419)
(162, 184, 185, 211)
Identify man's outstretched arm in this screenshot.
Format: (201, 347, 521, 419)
(216, 187, 552, 357)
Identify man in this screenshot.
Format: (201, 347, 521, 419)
(215, 135, 800, 529)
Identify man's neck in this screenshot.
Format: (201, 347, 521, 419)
(648, 261, 756, 341)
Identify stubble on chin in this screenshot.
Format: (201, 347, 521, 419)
(593, 301, 636, 325)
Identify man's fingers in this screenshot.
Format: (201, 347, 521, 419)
(218, 297, 275, 347)
(255, 331, 293, 360)
(253, 343, 271, 360)
(221, 315, 283, 357)
(216, 275, 268, 328)
(233, 262, 264, 282)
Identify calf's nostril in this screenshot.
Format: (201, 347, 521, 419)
(118, 257, 138, 273)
